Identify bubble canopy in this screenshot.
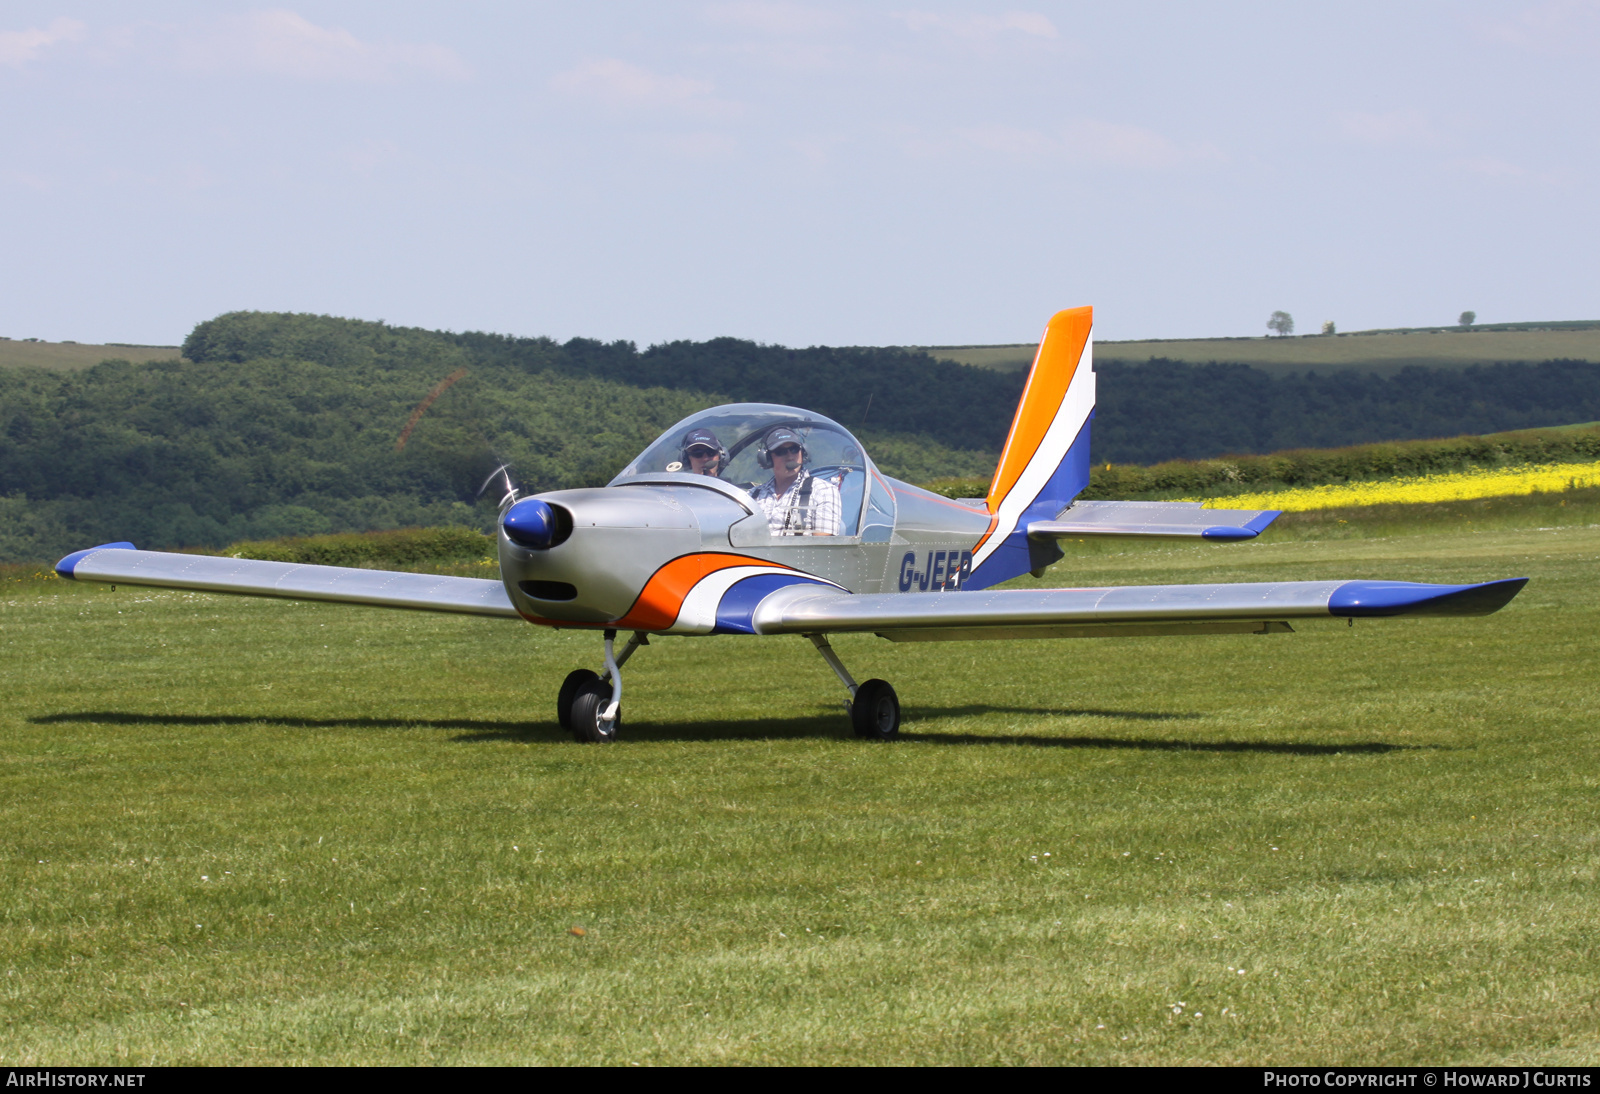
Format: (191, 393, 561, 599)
(611, 403, 885, 538)
(612, 403, 870, 486)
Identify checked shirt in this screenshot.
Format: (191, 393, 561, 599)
(751, 469, 843, 536)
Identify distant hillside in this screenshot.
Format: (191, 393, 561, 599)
(0, 312, 1002, 562)
(1095, 358, 1600, 464)
(183, 311, 1023, 453)
(6, 310, 1600, 562)
(929, 321, 1600, 376)
(0, 340, 184, 371)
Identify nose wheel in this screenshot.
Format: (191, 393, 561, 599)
(561, 630, 646, 742)
(569, 677, 622, 742)
(807, 634, 899, 740)
(557, 669, 599, 729)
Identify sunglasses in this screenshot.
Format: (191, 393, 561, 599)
(687, 446, 717, 458)
(771, 445, 802, 458)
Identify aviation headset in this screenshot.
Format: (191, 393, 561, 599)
(755, 428, 809, 470)
(681, 439, 729, 469)
(666, 428, 729, 473)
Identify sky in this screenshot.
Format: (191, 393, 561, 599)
(2, 2, 1597, 348)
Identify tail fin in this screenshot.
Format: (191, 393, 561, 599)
(966, 307, 1095, 589)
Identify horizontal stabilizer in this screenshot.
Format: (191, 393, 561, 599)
(55, 545, 519, 619)
(1029, 500, 1280, 541)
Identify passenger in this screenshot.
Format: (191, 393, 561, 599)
(666, 427, 726, 477)
(750, 427, 841, 536)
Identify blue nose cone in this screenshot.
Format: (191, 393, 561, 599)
(503, 499, 558, 549)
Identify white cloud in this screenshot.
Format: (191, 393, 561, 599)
(788, 135, 847, 166)
(703, 1, 847, 34)
(956, 125, 1058, 158)
(343, 139, 403, 173)
(956, 121, 1221, 170)
(647, 131, 741, 161)
(1448, 156, 1569, 185)
(187, 10, 469, 82)
(0, 17, 86, 66)
(1478, 1, 1600, 57)
(1, 168, 54, 192)
(1454, 156, 1527, 178)
(1066, 120, 1210, 169)
(1335, 109, 1437, 146)
(893, 10, 1058, 40)
(552, 58, 741, 117)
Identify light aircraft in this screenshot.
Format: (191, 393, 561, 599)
(55, 307, 1527, 742)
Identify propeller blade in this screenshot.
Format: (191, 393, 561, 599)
(476, 463, 519, 508)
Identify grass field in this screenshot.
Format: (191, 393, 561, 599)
(929, 327, 1600, 375)
(3, 499, 1598, 1064)
(0, 342, 183, 372)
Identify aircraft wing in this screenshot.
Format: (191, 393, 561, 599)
(748, 577, 1528, 642)
(55, 544, 519, 619)
(1028, 500, 1281, 541)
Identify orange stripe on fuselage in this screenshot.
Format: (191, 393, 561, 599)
(611, 552, 793, 632)
(985, 306, 1092, 513)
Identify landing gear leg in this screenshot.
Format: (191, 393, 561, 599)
(567, 630, 647, 743)
(807, 634, 899, 740)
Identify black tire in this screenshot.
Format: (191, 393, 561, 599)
(569, 678, 622, 743)
(851, 679, 900, 740)
(558, 668, 599, 730)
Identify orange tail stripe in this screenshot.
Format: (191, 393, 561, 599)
(985, 307, 1092, 512)
(612, 552, 791, 631)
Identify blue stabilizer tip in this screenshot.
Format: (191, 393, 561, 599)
(1200, 509, 1280, 541)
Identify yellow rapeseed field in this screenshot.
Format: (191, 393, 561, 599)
(1196, 461, 1600, 512)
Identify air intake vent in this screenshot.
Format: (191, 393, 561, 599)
(519, 580, 577, 602)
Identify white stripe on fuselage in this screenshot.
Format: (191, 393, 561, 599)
(670, 565, 806, 634)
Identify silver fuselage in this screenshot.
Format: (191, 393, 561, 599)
(499, 472, 993, 629)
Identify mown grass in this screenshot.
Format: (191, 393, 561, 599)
(2, 496, 1598, 1064)
(932, 327, 1600, 374)
(0, 342, 182, 372)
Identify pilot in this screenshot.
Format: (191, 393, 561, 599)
(666, 427, 726, 477)
(750, 426, 842, 536)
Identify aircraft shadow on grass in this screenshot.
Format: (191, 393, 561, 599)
(31, 709, 1421, 755)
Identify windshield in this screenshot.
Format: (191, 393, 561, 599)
(612, 403, 875, 536)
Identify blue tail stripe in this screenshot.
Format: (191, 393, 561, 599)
(966, 417, 1092, 591)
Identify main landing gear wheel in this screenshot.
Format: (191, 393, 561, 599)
(569, 678, 622, 743)
(851, 678, 900, 740)
(557, 668, 599, 730)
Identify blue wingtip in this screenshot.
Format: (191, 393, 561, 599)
(55, 541, 136, 579)
(1330, 577, 1529, 618)
(1200, 509, 1281, 542)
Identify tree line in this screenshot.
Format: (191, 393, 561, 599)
(1, 309, 1598, 561)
